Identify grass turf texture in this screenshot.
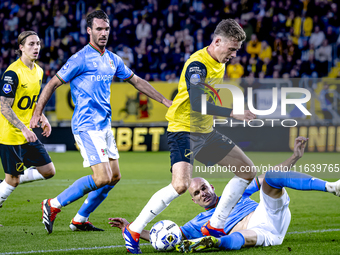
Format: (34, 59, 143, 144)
(0, 151, 339, 254)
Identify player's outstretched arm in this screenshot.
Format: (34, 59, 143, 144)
(30, 76, 63, 128)
(273, 136, 308, 171)
(108, 217, 151, 241)
(127, 75, 172, 108)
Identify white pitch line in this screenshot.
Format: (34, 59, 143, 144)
(0, 243, 150, 255)
(1, 229, 340, 255)
(287, 228, 340, 234)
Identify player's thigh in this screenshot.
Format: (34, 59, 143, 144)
(21, 140, 52, 168)
(217, 145, 255, 179)
(0, 142, 51, 176)
(74, 128, 119, 168)
(167, 131, 193, 167)
(195, 130, 236, 167)
(247, 188, 291, 246)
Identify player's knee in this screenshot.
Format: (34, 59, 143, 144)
(43, 166, 56, 179)
(243, 163, 257, 180)
(111, 172, 121, 185)
(38, 163, 56, 179)
(93, 176, 112, 188)
(172, 182, 189, 195)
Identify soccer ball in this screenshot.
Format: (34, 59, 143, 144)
(149, 220, 182, 251)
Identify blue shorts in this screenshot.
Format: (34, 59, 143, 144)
(0, 140, 52, 176)
(167, 130, 235, 167)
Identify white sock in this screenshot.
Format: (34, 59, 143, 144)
(0, 181, 16, 206)
(210, 176, 251, 229)
(73, 213, 87, 223)
(326, 180, 340, 195)
(129, 184, 180, 234)
(50, 198, 62, 209)
(19, 167, 45, 184)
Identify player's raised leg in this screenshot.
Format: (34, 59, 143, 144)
(263, 170, 340, 198)
(202, 146, 256, 237)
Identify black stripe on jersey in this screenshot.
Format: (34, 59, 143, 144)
(184, 61, 207, 92)
(0, 70, 19, 98)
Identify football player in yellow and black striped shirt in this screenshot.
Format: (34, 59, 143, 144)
(126, 20, 258, 251)
(0, 31, 55, 209)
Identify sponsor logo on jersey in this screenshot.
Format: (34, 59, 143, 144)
(90, 74, 114, 82)
(62, 63, 70, 71)
(109, 60, 115, 69)
(3, 83, 12, 94)
(4, 76, 13, 83)
(93, 62, 98, 68)
(189, 66, 200, 72)
(21, 83, 28, 88)
(190, 73, 201, 85)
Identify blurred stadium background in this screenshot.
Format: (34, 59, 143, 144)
(2, 0, 338, 153)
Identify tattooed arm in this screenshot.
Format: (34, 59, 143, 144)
(0, 96, 37, 142)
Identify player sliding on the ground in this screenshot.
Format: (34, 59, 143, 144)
(109, 136, 340, 252)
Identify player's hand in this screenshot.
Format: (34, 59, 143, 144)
(230, 110, 256, 121)
(22, 126, 38, 143)
(41, 118, 52, 137)
(30, 114, 42, 129)
(293, 136, 308, 159)
(162, 98, 172, 108)
(108, 217, 129, 230)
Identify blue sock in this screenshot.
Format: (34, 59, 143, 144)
(57, 175, 97, 207)
(77, 185, 114, 218)
(219, 232, 245, 250)
(265, 170, 326, 191)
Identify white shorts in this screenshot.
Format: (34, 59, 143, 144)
(74, 128, 119, 168)
(246, 187, 291, 247)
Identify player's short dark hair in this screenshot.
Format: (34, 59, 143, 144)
(214, 19, 246, 42)
(86, 10, 109, 28)
(16, 31, 38, 56)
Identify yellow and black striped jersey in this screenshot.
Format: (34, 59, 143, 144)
(0, 58, 43, 145)
(166, 47, 231, 133)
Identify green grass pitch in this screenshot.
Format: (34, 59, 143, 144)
(0, 151, 339, 254)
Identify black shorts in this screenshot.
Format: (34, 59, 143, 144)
(167, 130, 235, 167)
(0, 140, 52, 176)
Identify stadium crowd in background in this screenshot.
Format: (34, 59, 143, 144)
(0, 0, 339, 83)
(1, 0, 340, 115)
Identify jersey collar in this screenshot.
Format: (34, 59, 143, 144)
(205, 196, 220, 211)
(204, 46, 222, 66)
(89, 43, 105, 56)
